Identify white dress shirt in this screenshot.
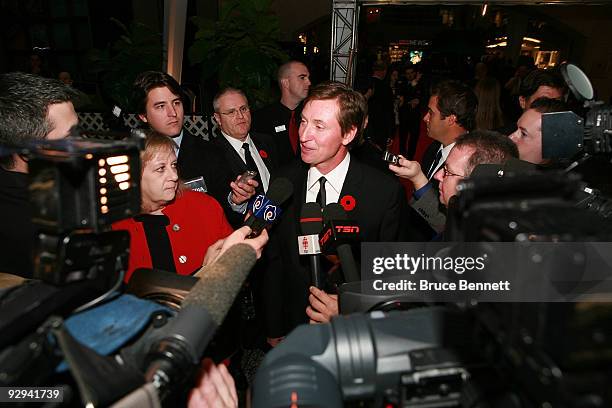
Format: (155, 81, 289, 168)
(306, 153, 351, 205)
(222, 132, 270, 192)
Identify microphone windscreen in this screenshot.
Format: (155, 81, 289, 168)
(300, 202, 323, 235)
(322, 203, 348, 223)
(266, 177, 293, 206)
(184, 243, 257, 325)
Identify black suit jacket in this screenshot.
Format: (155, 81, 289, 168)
(252, 101, 302, 167)
(177, 129, 233, 212)
(264, 157, 409, 337)
(206, 131, 279, 228)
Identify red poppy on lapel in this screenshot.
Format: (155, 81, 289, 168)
(340, 195, 356, 212)
(259, 149, 268, 159)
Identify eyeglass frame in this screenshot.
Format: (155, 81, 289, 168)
(217, 105, 250, 117)
(441, 163, 467, 178)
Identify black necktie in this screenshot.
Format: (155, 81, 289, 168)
(427, 149, 443, 179)
(316, 176, 327, 207)
(242, 142, 264, 193)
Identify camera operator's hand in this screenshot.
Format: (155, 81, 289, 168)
(201, 226, 268, 267)
(389, 155, 428, 190)
(230, 176, 258, 205)
(306, 286, 339, 324)
(187, 358, 237, 408)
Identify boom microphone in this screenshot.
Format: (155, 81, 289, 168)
(320, 204, 361, 283)
(143, 243, 257, 398)
(299, 202, 323, 288)
(245, 177, 293, 237)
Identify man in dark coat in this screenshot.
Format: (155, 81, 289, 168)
(264, 81, 409, 346)
(252, 61, 311, 166)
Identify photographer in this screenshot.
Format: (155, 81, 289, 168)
(391, 130, 518, 234)
(0, 72, 78, 279)
(509, 97, 569, 166)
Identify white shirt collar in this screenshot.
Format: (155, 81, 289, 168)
(222, 131, 251, 153)
(172, 129, 184, 155)
(306, 153, 351, 204)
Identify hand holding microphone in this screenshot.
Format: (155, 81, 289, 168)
(244, 177, 293, 237)
(306, 286, 338, 324)
(201, 226, 269, 269)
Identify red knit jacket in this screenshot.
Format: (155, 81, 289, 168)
(112, 190, 233, 282)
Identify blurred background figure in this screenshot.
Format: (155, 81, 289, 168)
(474, 77, 505, 131)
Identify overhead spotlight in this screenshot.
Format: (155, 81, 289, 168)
(481, 2, 488, 17)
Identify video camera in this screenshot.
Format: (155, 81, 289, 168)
(0, 131, 142, 352)
(542, 63, 612, 159)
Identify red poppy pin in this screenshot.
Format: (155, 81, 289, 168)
(259, 149, 268, 159)
(340, 195, 356, 212)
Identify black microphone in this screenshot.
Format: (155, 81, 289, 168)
(143, 243, 257, 398)
(320, 204, 361, 283)
(299, 202, 323, 288)
(244, 177, 293, 237)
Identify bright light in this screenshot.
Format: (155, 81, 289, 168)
(99, 177, 107, 184)
(100, 188, 107, 195)
(110, 164, 129, 174)
(98, 159, 106, 166)
(100, 196, 108, 205)
(481, 3, 488, 17)
(106, 155, 129, 166)
(119, 182, 130, 191)
(114, 173, 130, 183)
(98, 168, 107, 176)
(523, 37, 541, 44)
(101, 205, 109, 214)
(487, 41, 507, 48)
(313, 46, 319, 54)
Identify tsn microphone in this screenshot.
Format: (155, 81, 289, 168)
(244, 177, 293, 237)
(299, 202, 323, 288)
(320, 203, 361, 283)
(143, 243, 257, 400)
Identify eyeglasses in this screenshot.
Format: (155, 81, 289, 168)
(218, 105, 250, 117)
(441, 164, 466, 178)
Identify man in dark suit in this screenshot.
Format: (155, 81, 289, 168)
(132, 71, 234, 211)
(208, 87, 278, 228)
(393, 80, 477, 235)
(264, 81, 408, 346)
(252, 61, 311, 166)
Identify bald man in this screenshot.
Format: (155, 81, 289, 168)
(252, 60, 311, 165)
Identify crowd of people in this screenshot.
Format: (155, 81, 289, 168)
(0, 54, 578, 406)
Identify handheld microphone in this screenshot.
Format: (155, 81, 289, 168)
(299, 202, 323, 288)
(320, 204, 361, 283)
(244, 177, 293, 237)
(143, 243, 257, 398)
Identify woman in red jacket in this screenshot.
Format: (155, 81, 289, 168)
(112, 132, 233, 282)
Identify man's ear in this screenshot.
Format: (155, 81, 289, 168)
(341, 126, 358, 146)
(280, 77, 289, 91)
(519, 96, 527, 110)
(138, 113, 148, 123)
(212, 112, 220, 125)
(446, 114, 457, 127)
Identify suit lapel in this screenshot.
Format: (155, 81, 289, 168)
(251, 133, 274, 173)
(213, 134, 246, 177)
(339, 157, 363, 204)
